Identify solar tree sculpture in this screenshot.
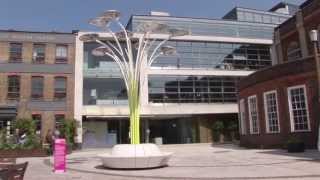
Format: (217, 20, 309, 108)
(79, 10, 189, 145)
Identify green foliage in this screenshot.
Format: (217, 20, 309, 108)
(22, 134, 41, 149)
(0, 118, 41, 150)
(14, 118, 36, 135)
(212, 121, 224, 132)
(58, 119, 77, 149)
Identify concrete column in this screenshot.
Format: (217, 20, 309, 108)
(296, 10, 309, 58)
(140, 52, 149, 106)
(74, 34, 84, 144)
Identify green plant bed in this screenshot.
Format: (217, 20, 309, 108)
(0, 148, 47, 158)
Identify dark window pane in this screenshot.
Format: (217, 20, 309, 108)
(32, 114, 42, 133)
(9, 43, 22, 63)
(55, 45, 68, 64)
(54, 77, 67, 100)
(7, 75, 20, 99)
(33, 44, 45, 64)
(55, 114, 65, 129)
(31, 76, 44, 99)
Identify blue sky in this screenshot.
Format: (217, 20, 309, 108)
(0, 0, 305, 32)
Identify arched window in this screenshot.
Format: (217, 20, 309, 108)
(287, 41, 302, 61)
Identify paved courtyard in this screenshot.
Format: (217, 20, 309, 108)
(19, 143, 320, 180)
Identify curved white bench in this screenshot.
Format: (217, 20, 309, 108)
(98, 144, 173, 169)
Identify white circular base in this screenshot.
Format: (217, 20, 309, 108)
(98, 144, 172, 169)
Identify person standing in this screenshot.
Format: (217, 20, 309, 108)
(46, 129, 54, 155)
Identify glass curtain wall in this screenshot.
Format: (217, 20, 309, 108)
(130, 16, 275, 39)
(83, 42, 128, 105)
(151, 41, 271, 70)
(149, 75, 240, 103)
(83, 78, 127, 105)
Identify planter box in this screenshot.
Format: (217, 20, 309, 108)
(287, 142, 305, 153)
(0, 148, 48, 158)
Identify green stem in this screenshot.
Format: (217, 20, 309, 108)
(128, 78, 140, 144)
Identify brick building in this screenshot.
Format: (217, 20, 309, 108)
(0, 30, 75, 140)
(238, 0, 320, 148)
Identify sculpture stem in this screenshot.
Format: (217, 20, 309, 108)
(129, 79, 140, 144)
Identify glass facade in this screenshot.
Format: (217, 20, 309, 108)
(83, 78, 127, 105)
(223, 8, 290, 25)
(151, 41, 272, 70)
(84, 43, 121, 78)
(149, 75, 240, 103)
(129, 16, 276, 40)
(83, 42, 128, 105)
(236, 9, 289, 24)
(83, 14, 275, 106)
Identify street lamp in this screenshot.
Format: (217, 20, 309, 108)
(79, 10, 189, 145)
(309, 29, 320, 151)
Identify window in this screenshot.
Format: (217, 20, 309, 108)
(54, 77, 67, 100)
(148, 75, 239, 103)
(32, 44, 45, 63)
(7, 75, 20, 99)
(9, 43, 22, 63)
(288, 85, 310, 132)
(31, 76, 44, 99)
(287, 42, 302, 61)
(0, 119, 7, 130)
(55, 114, 65, 129)
(248, 95, 259, 134)
(264, 90, 280, 133)
(32, 114, 42, 134)
(239, 99, 247, 135)
(55, 45, 68, 63)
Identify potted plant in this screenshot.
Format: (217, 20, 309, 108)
(212, 121, 225, 143)
(286, 137, 305, 153)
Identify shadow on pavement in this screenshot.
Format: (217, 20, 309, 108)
(257, 149, 320, 161)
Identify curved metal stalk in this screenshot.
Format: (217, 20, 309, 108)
(148, 38, 170, 66)
(86, 17, 182, 145)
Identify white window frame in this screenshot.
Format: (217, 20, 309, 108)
(239, 99, 246, 135)
(263, 90, 280, 133)
(287, 85, 311, 132)
(248, 95, 259, 134)
(55, 45, 68, 58)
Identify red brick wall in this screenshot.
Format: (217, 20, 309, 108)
(239, 59, 319, 148)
